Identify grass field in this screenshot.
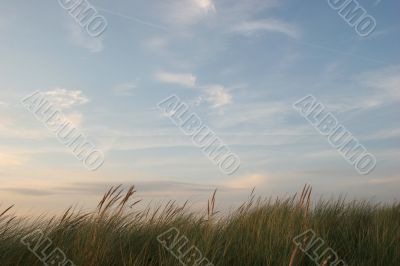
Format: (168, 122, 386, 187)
(0, 185, 399, 266)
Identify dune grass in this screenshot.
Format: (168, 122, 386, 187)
(0, 185, 399, 266)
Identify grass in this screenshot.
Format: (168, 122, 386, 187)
(0, 185, 399, 266)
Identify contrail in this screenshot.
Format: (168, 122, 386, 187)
(96, 6, 168, 31)
(295, 40, 386, 64)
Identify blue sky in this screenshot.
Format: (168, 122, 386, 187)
(0, 0, 399, 214)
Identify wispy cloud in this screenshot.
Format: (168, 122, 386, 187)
(193, 0, 216, 13)
(0, 187, 54, 196)
(155, 71, 197, 88)
(143, 37, 168, 51)
(44, 88, 89, 109)
(66, 22, 104, 53)
(232, 19, 300, 38)
(112, 82, 137, 96)
(359, 65, 400, 103)
(368, 176, 400, 184)
(317, 65, 400, 113)
(211, 101, 290, 128)
(361, 128, 400, 141)
(1, 181, 220, 197)
(63, 111, 84, 127)
(96, 6, 167, 30)
(155, 71, 233, 108)
(203, 85, 232, 108)
(0, 153, 23, 167)
(160, 0, 216, 27)
(227, 174, 266, 189)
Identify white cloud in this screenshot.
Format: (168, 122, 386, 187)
(322, 66, 400, 113)
(361, 128, 400, 141)
(44, 88, 89, 109)
(155, 71, 197, 87)
(192, 96, 203, 106)
(193, 0, 216, 13)
(204, 85, 232, 108)
(66, 22, 104, 53)
(143, 37, 168, 51)
(0, 153, 23, 167)
(112, 82, 136, 96)
(232, 19, 300, 38)
(96, 6, 167, 30)
(154, 71, 234, 109)
(227, 174, 266, 189)
(368, 176, 400, 184)
(359, 65, 400, 103)
(161, 0, 216, 27)
(212, 102, 290, 128)
(64, 111, 84, 127)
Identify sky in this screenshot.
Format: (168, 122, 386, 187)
(0, 0, 399, 215)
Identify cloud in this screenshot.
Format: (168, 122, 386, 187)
(155, 71, 197, 87)
(361, 128, 400, 141)
(359, 65, 400, 103)
(44, 88, 89, 109)
(154, 71, 238, 112)
(0, 188, 54, 196)
(64, 111, 84, 127)
(204, 85, 232, 108)
(55, 181, 219, 194)
(112, 82, 137, 96)
(368, 176, 400, 184)
(143, 37, 168, 51)
(161, 0, 216, 27)
(212, 101, 290, 128)
(193, 0, 216, 13)
(319, 65, 400, 113)
(1, 181, 220, 197)
(66, 22, 104, 53)
(0, 153, 23, 167)
(154, 71, 233, 108)
(232, 19, 300, 38)
(96, 6, 167, 30)
(227, 174, 266, 189)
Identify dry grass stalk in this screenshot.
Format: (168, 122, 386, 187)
(288, 184, 312, 266)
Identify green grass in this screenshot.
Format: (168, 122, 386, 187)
(0, 185, 399, 266)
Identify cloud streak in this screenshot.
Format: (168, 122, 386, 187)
(66, 22, 104, 52)
(232, 19, 300, 38)
(155, 71, 233, 108)
(204, 85, 232, 108)
(227, 174, 266, 189)
(96, 6, 167, 31)
(44, 88, 89, 109)
(155, 71, 197, 88)
(112, 82, 137, 96)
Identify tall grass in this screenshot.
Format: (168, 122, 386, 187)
(0, 185, 399, 265)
